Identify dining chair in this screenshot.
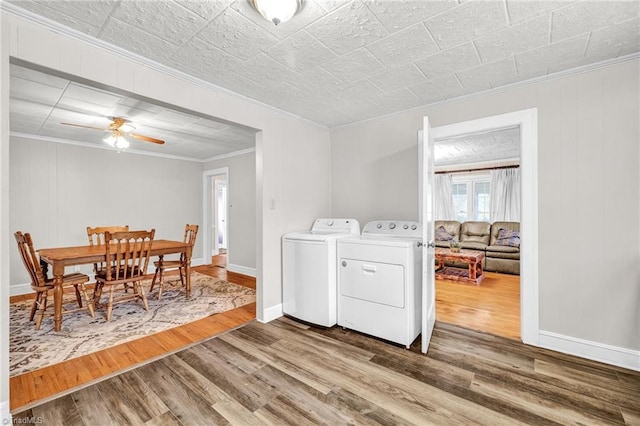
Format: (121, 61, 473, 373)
(14, 231, 95, 330)
(150, 224, 199, 300)
(86, 225, 130, 275)
(93, 229, 155, 321)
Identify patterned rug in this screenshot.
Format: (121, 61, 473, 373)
(9, 272, 255, 377)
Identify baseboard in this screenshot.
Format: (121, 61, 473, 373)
(1, 400, 11, 424)
(259, 304, 283, 324)
(539, 330, 640, 372)
(189, 257, 206, 267)
(227, 263, 256, 277)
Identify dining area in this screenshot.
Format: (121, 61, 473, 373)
(14, 224, 199, 332)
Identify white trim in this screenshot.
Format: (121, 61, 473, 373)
(0, 400, 11, 426)
(227, 263, 256, 278)
(203, 168, 229, 266)
(10, 132, 253, 163)
(539, 330, 640, 372)
(259, 304, 283, 323)
(431, 108, 539, 346)
(0, 2, 327, 132)
(203, 147, 256, 163)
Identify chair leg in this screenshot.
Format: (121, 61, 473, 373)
(80, 283, 95, 318)
(106, 286, 115, 321)
(35, 292, 47, 330)
(156, 267, 165, 300)
(74, 284, 83, 308)
(179, 266, 186, 288)
(137, 281, 149, 311)
(150, 266, 159, 293)
(29, 291, 41, 321)
(93, 282, 104, 308)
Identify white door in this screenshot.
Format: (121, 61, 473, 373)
(421, 116, 436, 354)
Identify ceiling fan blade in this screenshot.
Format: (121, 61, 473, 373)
(61, 122, 109, 131)
(129, 133, 165, 145)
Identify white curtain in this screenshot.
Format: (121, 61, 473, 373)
(490, 168, 521, 221)
(434, 173, 455, 221)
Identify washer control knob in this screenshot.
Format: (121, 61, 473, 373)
(327, 220, 334, 226)
(403, 224, 409, 230)
(376, 223, 382, 229)
(411, 224, 417, 230)
(389, 223, 396, 229)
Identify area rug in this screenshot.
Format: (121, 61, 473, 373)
(9, 272, 255, 377)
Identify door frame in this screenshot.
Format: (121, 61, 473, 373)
(203, 167, 229, 264)
(214, 178, 228, 254)
(424, 109, 539, 345)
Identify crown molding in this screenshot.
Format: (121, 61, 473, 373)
(0, 1, 328, 132)
(202, 147, 256, 163)
(9, 131, 239, 163)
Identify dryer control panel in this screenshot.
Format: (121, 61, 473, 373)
(311, 218, 360, 234)
(362, 221, 422, 238)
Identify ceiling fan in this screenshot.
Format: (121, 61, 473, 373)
(61, 117, 165, 149)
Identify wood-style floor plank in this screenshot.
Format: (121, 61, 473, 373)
(10, 255, 256, 412)
(13, 318, 640, 425)
(436, 271, 520, 339)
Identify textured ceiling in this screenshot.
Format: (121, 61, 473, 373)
(10, 64, 257, 159)
(6, 0, 639, 130)
(435, 127, 520, 168)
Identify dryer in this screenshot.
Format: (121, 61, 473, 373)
(337, 220, 422, 348)
(282, 218, 360, 327)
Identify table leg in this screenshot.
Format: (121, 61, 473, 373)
(469, 260, 476, 280)
(53, 273, 63, 331)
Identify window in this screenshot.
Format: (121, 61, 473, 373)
(452, 174, 491, 222)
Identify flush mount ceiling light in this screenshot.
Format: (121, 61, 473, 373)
(252, 0, 301, 26)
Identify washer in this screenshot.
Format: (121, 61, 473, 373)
(337, 220, 422, 348)
(282, 218, 360, 327)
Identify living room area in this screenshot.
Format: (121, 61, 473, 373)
(433, 127, 522, 341)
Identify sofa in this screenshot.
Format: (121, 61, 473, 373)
(434, 220, 520, 275)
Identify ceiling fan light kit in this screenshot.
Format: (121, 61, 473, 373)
(252, 0, 300, 26)
(61, 116, 165, 153)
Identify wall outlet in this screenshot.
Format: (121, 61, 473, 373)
(74, 266, 81, 272)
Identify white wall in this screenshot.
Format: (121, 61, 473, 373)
(203, 150, 257, 272)
(9, 136, 203, 291)
(0, 12, 332, 413)
(331, 59, 640, 356)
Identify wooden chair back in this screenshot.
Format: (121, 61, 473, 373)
(87, 225, 129, 274)
(104, 229, 155, 282)
(181, 224, 199, 261)
(14, 231, 48, 290)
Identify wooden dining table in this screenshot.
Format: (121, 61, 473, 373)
(38, 239, 193, 332)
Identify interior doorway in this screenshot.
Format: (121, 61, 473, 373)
(214, 177, 228, 254)
(421, 109, 539, 348)
(203, 167, 230, 262)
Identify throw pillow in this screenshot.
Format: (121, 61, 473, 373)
(435, 225, 455, 242)
(495, 228, 520, 248)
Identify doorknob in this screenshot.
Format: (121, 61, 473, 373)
(427, 241, 435, 248)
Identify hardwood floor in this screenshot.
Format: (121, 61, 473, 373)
(14, 317, 640, 425)
(9, 254, 256, 412)
(436, 271, 520, 340)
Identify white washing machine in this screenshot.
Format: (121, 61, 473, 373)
(337, 220, 422, 348)
(282, 218, 360, 327)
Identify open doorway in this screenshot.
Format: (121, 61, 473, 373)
(432, 127, 522, 340)
(421, 109, 539, 347)
(213, 175, 228, 255)
(203, 167, 230, 262)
